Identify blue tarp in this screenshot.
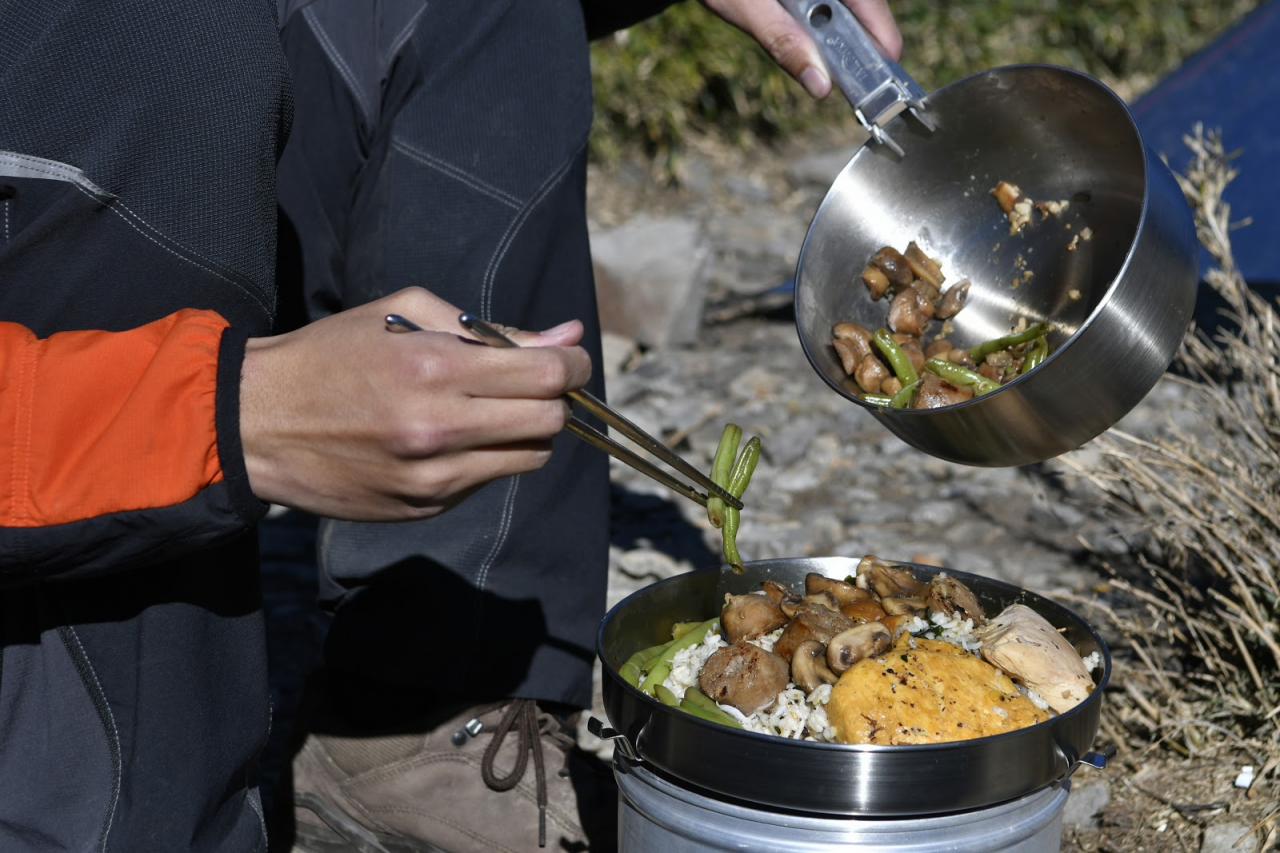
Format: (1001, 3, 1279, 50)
(1131, 0, 1280, 286)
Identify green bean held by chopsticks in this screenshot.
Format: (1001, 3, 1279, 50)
(720, 436, 761, 574)
(924, 358, 1001, 396)
(873, 328, 918, 386)
(1021, 335, 1049, 374)
(705, 423, 742, 529)
(638, 617, 720, 696)
(967, 322, 1051, 361)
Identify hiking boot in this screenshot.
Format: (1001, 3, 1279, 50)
(274, 677, 618, 853)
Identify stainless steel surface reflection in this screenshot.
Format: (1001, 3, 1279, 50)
(792, 65, 1197, 466)
(596, 557, 1111, 816)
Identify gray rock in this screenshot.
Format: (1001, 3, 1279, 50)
(784, 146, 861, 190)
(1201, 821, 1262, 853)
(591, 215, 708, 348)
(1062, 780, 1110, 828)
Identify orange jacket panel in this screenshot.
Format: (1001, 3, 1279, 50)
(0, 309, 229, 527)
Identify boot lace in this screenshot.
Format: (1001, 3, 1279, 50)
(477, 698, 576, 848)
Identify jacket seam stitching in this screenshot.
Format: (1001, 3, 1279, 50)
(58, 624, 122, 853)
(390, 138, 523, 210)
(385, 4, 426, 65)
(479, 136, 586, 319)
(72, 185, 273, 317)
(303, 5, 373, 124)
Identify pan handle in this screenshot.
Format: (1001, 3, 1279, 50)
(587, 716, 642, 763)
(778, 0, 933, 156)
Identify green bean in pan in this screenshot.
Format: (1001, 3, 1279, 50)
(680, 687, 743, 728)
(705, 423, 742, 529)
(1021, 335, 1049, 374)
(618, 641, 670, 688)
(860, 394, 894, 407)
(967, 322, 1051, 361)
(873, 328, 919, 386)
(655, 684, 682, 707)
(678, 695, 743, 728)
(924, 358, 1002, 396)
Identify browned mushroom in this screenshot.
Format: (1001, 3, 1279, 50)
(935, 279, 970, 320)
(887, 286, 935, 338)
(879, 595, 927, 616)
(926, 575, 986, 627)
(791, 639, 839, 693)
(839, 598, 887, 623)
(760, 578, 791, 605)
(826, 622, 893, 674)
(801, 590, 843, 613)
(910, 372, 974, 409)
(855, 556, 927, 598)
(832, 337, 861, 375)
(698, 642, 791, 714)
(903, 242, 945, 289)
(923, 339, 953, 359)
(854, 353, 891, 394)
(870, 246, 914, 291)
(805, 572, 867, 605)
(861, 265, 891, 300)
(891, 333, 926, 375)
(832, 322, 874, 373)
(773, 606, 855, 662)
(720, 593, 788, 644)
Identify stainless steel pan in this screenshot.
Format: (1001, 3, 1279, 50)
(783, 0, 1198, 467)
(594, 556, 1111, 816)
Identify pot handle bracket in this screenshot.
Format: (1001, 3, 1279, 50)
(1067, 743, 1118, 779)
(588, 716, 641, 763)
(778, 0, 933, 156)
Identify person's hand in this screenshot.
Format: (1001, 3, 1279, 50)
(239, 287, 590, 521)
(701, 0, 902, 99)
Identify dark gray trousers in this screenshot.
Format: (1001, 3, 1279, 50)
(275, 0, 610, 714)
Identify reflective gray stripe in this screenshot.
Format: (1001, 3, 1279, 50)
(0, 150, 113, 198)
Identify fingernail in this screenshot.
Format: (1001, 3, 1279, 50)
(799, 65, 831, 99)
(540, 320, 576, 336)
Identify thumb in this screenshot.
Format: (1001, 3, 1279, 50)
(506, 318, 584, 349)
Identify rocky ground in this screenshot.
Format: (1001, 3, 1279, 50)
(258, 128, 1276, 852)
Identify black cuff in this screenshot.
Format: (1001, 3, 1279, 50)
(216, 326, 270, 525)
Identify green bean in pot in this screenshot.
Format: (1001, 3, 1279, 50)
(924, 359, 1002, 396)
(1021, 335, 1049, 373)
(967, 322, 1051, 361)
(873, 328, 919, 386)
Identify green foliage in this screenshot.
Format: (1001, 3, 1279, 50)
(589, 0, 1261, 171)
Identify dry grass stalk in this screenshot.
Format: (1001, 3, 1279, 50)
(1059, 126, 1280, 789)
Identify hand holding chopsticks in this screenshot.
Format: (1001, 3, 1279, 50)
(384, 312, 743, 510)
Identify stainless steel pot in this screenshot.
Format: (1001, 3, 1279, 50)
(595, 556, 1112, 817)
(783, 0, 1198, 467)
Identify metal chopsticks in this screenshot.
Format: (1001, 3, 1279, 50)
(383, 312, 743, 510)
